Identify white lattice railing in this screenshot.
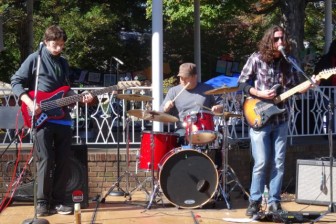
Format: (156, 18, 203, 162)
(0, 86, 335, 147)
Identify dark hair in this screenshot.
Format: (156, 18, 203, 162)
(328, 39, 336, 56)
(258, 25, 290, 63)
(43, 25, 67, 42)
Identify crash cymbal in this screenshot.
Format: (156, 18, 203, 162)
(128, 109, 179, 123)
(204, 86, 239, 95)
(117, 94, 153, 101)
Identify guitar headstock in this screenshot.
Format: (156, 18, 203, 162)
(117, 81, 142, 90)
(317, 67, 336, 80)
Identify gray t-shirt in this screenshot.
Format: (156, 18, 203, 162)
(160, 82, 217, 122)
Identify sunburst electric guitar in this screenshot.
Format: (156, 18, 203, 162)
(21, 81, 141, 128)
(243, 68, 336, 129)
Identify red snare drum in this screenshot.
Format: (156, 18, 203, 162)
(158, 148, 218, 208)
(138, 131, 179, 171)
(184, 110, 216, 145)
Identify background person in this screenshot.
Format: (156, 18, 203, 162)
(11, 25, 94, 216)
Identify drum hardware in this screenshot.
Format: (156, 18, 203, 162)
(219, 104, 248, 209)
(128, 109, 179, 209)
(202, 86, 247, 209)
(133, 131, 179, 203)
(101, 117, 149, 202)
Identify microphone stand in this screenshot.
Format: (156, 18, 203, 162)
(22, 43, 49, 224)
(285, 57, 336, 219)
(107, 57, 124, 196)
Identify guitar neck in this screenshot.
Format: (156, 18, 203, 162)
(51, 86, 116, 108)
(273, 79, 310, 104)
(41, 86, 118, 110)
(42, 81, 141, 110)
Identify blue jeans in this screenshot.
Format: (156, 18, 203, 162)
(249, 121, 288, 204)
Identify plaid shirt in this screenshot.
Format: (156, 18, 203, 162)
(238, 52, 300, 124)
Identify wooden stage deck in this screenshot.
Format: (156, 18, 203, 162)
(1, 191, 336, 224)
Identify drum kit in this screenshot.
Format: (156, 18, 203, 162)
(103, 86, 249, 209)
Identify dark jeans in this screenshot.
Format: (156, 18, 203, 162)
(34, 123, 72, 204)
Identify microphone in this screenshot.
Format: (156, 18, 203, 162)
(112, 56, 124, 65)
(277, 45, 288, 61)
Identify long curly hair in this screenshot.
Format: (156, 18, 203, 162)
(258, 25, 290, 63)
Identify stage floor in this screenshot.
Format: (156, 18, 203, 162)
(1, 191, 336, 224)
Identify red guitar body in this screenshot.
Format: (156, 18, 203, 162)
(21, 86, 70, 128)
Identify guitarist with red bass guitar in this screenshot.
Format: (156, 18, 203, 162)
(10, 25, 94, 217)
(237, 25, 321, 218)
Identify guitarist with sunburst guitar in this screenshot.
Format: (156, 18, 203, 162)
(237, 25, 322, 218)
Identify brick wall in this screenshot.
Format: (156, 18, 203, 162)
(0, 137, 333, 202)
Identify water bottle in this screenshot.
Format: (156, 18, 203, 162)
(74, 203, 81, 224)
(262, 185, 269, 207)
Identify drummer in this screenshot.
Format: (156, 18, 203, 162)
(160, 62, 223, 145)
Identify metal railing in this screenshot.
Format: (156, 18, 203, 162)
(0, 86, 335, 147)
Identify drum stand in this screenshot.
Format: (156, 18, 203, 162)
(145, 131, 164, 209)
(215, 98, 250, 209)
(101, 118, 149, 202)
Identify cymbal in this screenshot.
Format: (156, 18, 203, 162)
(214, 112, 242, 120)
(128, 109, 179, 123)
(117, 94, 153, 101)
(204, 86, 239, 95)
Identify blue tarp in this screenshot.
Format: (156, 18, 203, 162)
(205, 73, 239, 88)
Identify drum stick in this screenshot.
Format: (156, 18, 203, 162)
(196, 103, 211, 111)
(172, 82, 190, 102)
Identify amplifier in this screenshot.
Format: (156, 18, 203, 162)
(11, 144, 89, 208)
(296, 159, 336, 205)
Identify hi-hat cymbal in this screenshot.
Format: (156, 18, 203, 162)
(117, 94, 153, 101)
(214, 112, 242, 120)
(128, 109, 179, 123)
(204, 86, 239, 95)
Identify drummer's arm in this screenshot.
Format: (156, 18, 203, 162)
(163, 100, 174, 113)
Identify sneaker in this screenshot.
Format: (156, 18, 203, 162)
(36, 201, 49, 217)
(55, 204, 73, 215)
(246, 201, 261, 217)
(268, 202, 283, 213)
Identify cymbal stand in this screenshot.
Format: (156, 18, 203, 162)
(215, 94, 250, 209)
(146, 130, 163, 209)
(101, 117, 149, 202)
(216, 106, 231, 209)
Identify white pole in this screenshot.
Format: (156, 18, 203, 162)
(194, 0, 201, 82)
(324, 0, 333, 53)
(152, 0, 163, 132)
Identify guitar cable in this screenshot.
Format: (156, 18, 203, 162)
(0, 113, 33, 213)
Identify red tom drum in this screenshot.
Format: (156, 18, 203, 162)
(184, 110, 216, 145)
(138, 131, 179, 171)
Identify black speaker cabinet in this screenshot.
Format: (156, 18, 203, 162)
(64, 144, 89, 208)
(296, 159, 336, 205)
(12, 144, 89, 208)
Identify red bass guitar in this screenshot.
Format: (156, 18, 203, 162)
(21, 81, 141, 128)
